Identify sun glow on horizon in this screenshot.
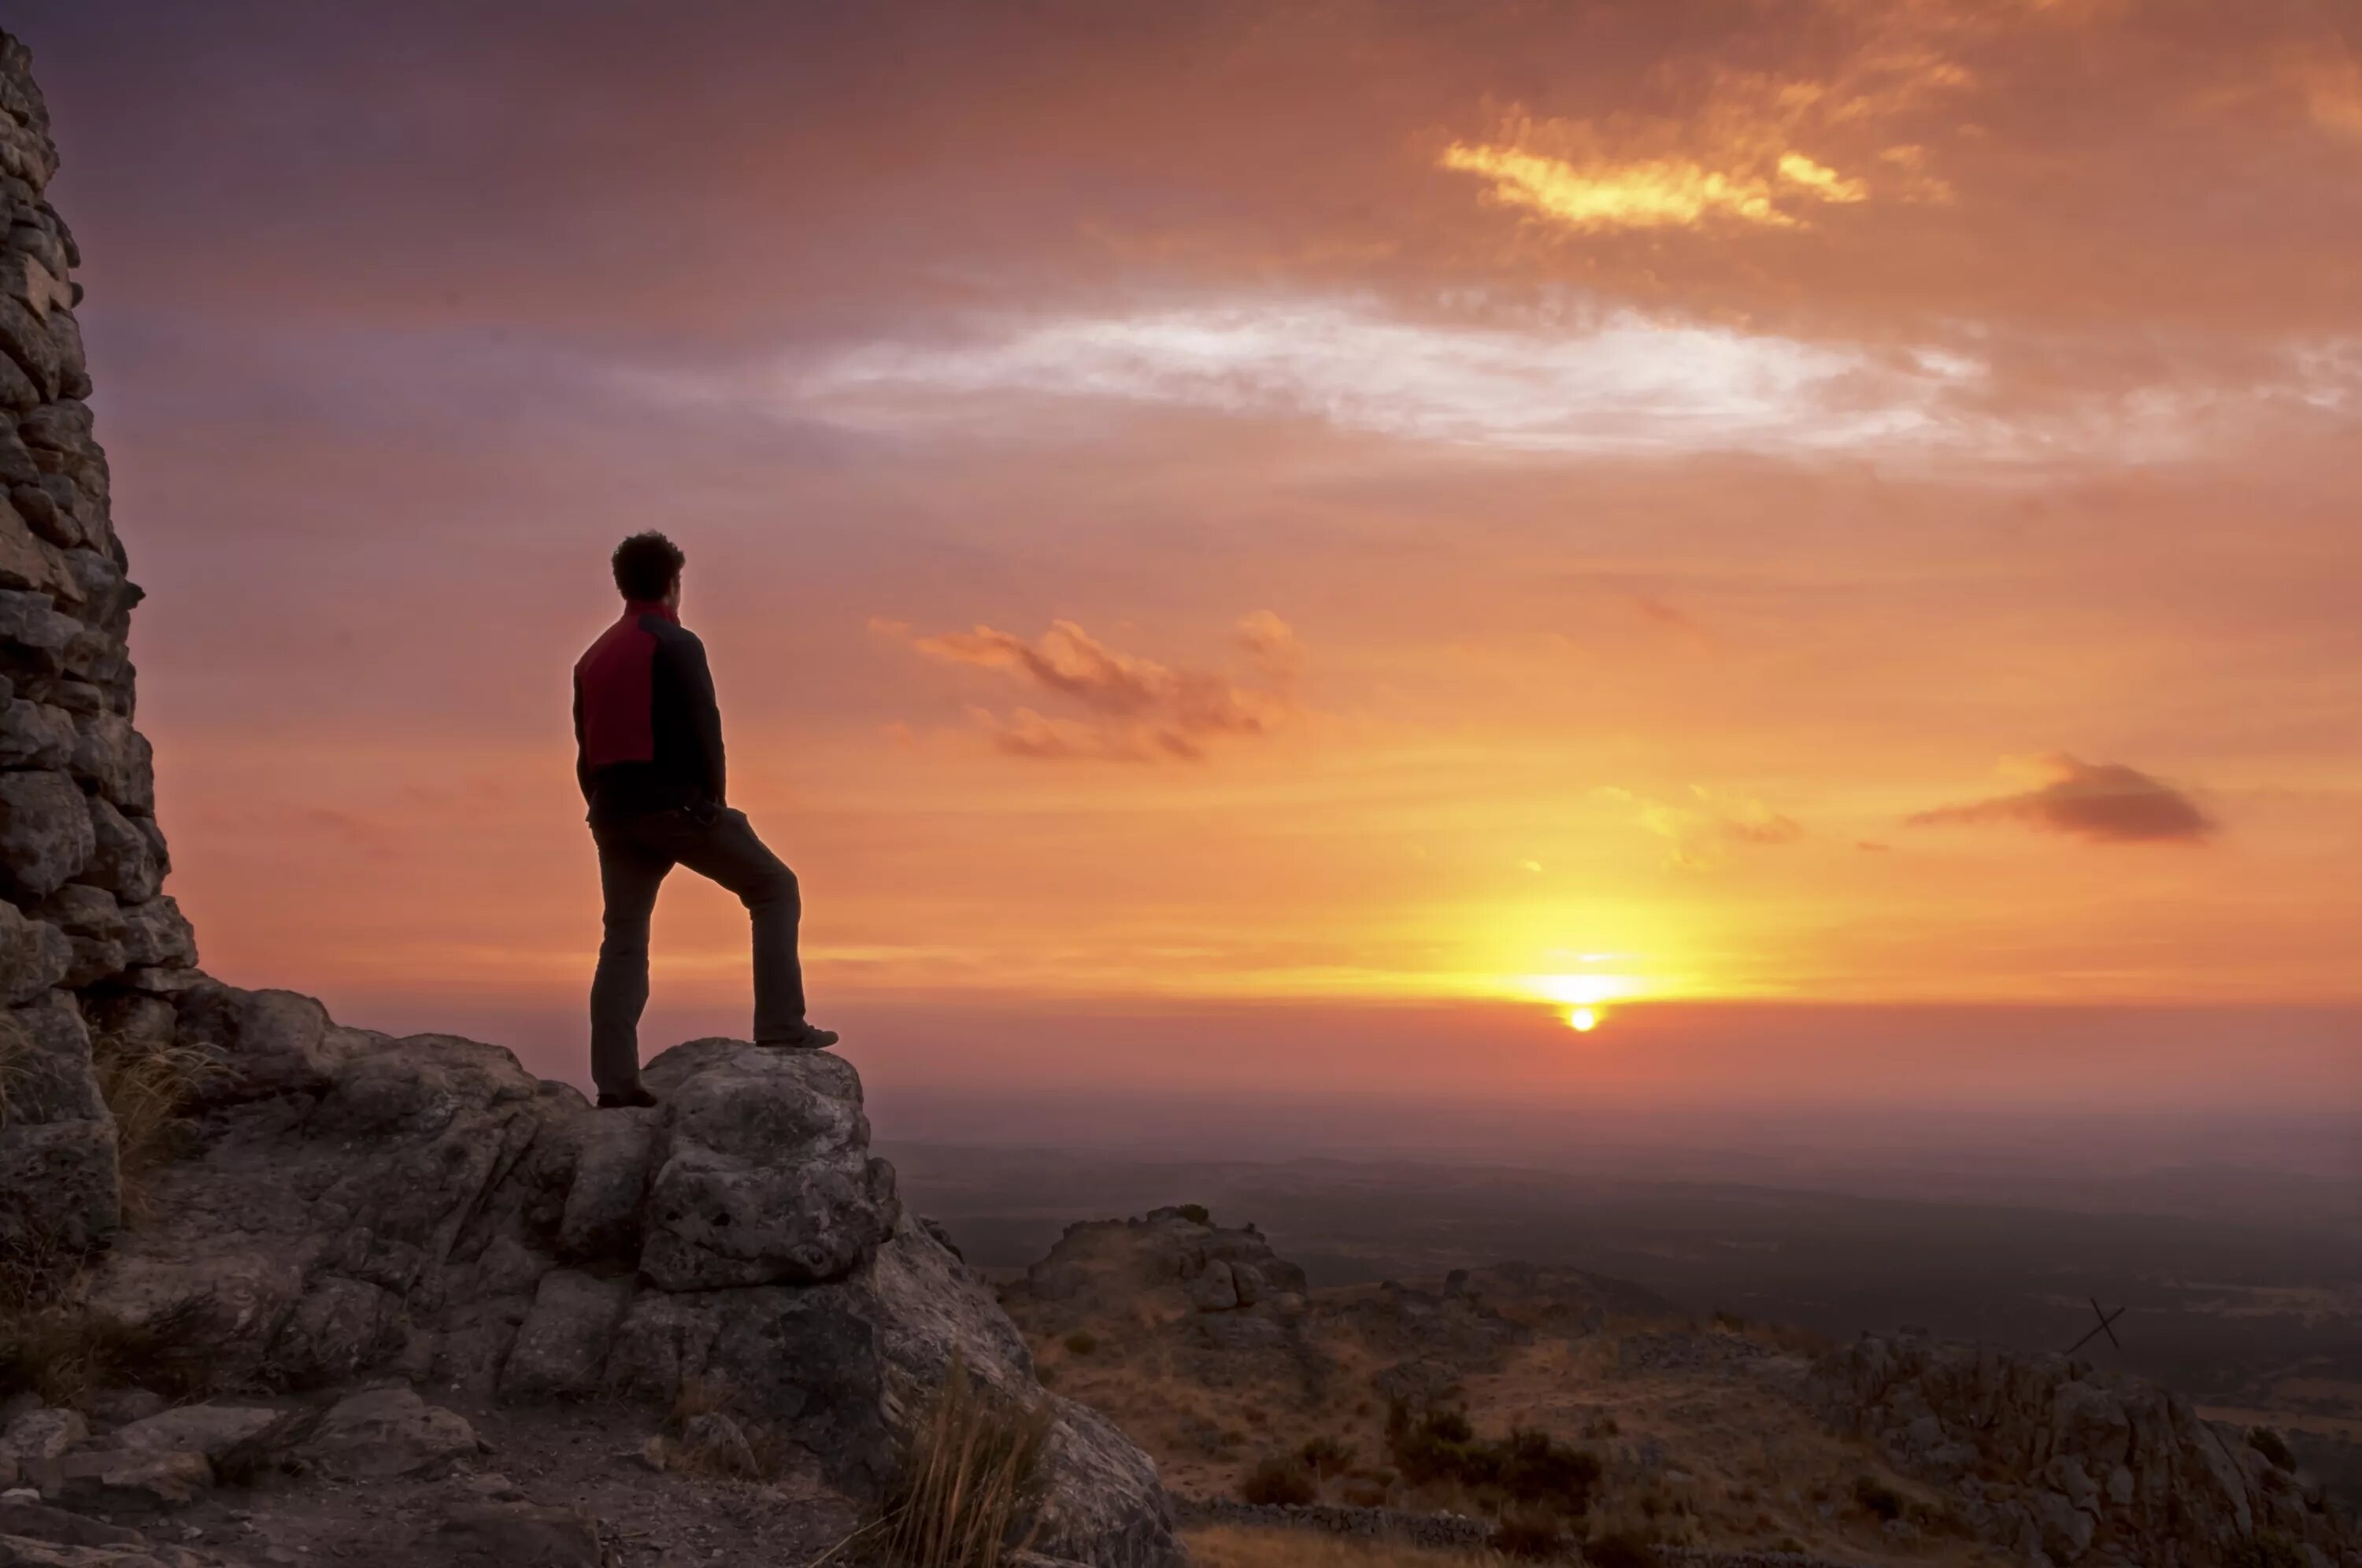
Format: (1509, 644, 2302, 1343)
(1568, 1005, 1601, 1032)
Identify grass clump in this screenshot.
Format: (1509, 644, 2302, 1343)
(0, 1280, 224, 1411)
(1490, 1507, 1568, 1559)
(91, 1030, 225, 1220)
(1240, 1454, 1318, 1507)
(1298, 1433, 1357, 1477)
(1386, 1400, 1601, 1516)
(883, 1355, 1053, 1568)
(1851, 1473, 1904, 1522)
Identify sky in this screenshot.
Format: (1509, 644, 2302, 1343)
(13, 2, 2362, 1127)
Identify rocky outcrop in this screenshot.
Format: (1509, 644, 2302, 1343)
(1813, 1332, 2356, 1568)
(76, 990, 1179, 1566)
(1, 28, 201, 1260)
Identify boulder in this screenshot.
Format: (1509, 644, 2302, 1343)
(0, 898, 68, 1003)
(0, 992, 101, 1121)
(501, 1270, 632, 1400)
(42, 1449, 211, 1513)
(0, 694, 71, 767)
(636, 1043, 898, 1290)
(114, 897, 191, 971)
(0, 1115, 117, 1251)
(0, 769, 90, 897)
(300, 1387, 480, 1481)
(62, 711, 146, 812)
(106, 1405, 276, 1465)
(76, 793, 152, 904)
(0, 1411, 85, 1465)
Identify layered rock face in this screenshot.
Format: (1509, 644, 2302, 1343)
(1, 31, 198, 1258)
(1814, 1332, 2353, 1568)
(83, 995, 1179, 1566)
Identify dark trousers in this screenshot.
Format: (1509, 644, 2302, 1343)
(589, 804, 806, 1094)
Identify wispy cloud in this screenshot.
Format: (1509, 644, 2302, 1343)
(1599, 786, 1806, 871)
(742, 299, 1979, 455)
(879, 614, 1299, 763)
(1907, 755, 2216, 843)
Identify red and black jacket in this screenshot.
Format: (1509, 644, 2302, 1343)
(572, 600, 726, 823)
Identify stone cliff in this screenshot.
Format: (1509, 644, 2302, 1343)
(1, 28, 198, 1262)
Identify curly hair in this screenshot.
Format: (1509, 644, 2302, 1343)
(611, 531, 685, 601)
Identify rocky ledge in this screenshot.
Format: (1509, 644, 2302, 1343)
(1814, 1331, 2351, 1568)
(55, 982, 1180, 1568)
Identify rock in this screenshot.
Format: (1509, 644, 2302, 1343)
(424, 1500, 604, 1567)
(83, 1390, 165, 1430)
(554, 1109, 657, 1262)
(171, 986, 345, 1100)
(636, 1043, 898, 1290)
(0, 769, 91, 897)
(76, 794, 154, 904)
(62, 711, 147, 812)
(0, 695, 72, 767)
(0, 1411, 86, 1465)
(0, 992, 99, 1122)
(0, 900, 69, 1004)
(502, 1270, 632, 1400)
(1187, 1261, 1238, 1313)
(676, 1411, 757, 1477)
(266, 1277, 401, 1388)
(44, 1449, 211, 1512)
(0, 587, 75, 661)
(114, 897, 192, 970)
(301, 1387, 481, 1481)
(106, 1406, 276, 1466)
(0, 1116, 118, 1251)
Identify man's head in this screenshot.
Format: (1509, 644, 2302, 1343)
(612, 531, 685, 608)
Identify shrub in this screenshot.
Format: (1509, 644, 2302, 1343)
(1175, 1204, 1212, 1226)
(1239, 1455, 1317, 1507)
(1584, 1529, 1657, 1568)
(2246, 1426, 2297, 1473)
(1853, 1474, 1905, 1523)
(1385, 1401, 1597, 1514)
(1062, 1330, 1098, 1356)
(1298, 1433, 1357, 1477)
(1491, 1507, 1568, 1559)
(1341, 1480, 1390, 1508)
(883, 1355, 1052, 1568)
(1712, 1308, 1748, 1331)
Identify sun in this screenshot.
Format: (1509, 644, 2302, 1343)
(1568, 1006, 1601, 1032)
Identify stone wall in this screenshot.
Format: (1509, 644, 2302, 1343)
(0, 29, 202, 1256)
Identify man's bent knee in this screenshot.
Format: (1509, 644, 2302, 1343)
(742, 864, 798, 912)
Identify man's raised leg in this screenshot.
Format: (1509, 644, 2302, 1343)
(674, 808, 831, 1048)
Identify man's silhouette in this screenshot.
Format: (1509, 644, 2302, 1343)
(573, 532, 835, 1108)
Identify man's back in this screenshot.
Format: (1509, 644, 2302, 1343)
(572, 599, 726, 823)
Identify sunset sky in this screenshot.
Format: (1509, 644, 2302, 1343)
(17, 2, 2362, 1119)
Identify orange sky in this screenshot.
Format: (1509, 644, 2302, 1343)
(17, 2, 2362, 1105)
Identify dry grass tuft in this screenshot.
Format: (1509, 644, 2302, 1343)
(0, 1285, 225, 1411)
(883, 1354, 1054, 1568)
(91, 1030, 226, 1220)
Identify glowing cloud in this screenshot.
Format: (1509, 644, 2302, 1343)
(1907, 756, 2216, 845)
(881, 615, 1298, 763)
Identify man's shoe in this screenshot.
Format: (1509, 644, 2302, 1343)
(597, 1085, 660, 1109)
(757, 1022, 840, 1051)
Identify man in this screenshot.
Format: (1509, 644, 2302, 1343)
(573, 531, 837, 1108)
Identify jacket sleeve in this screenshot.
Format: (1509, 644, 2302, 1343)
(667, 631, 727, 805)
(572, 671, 594, 805)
